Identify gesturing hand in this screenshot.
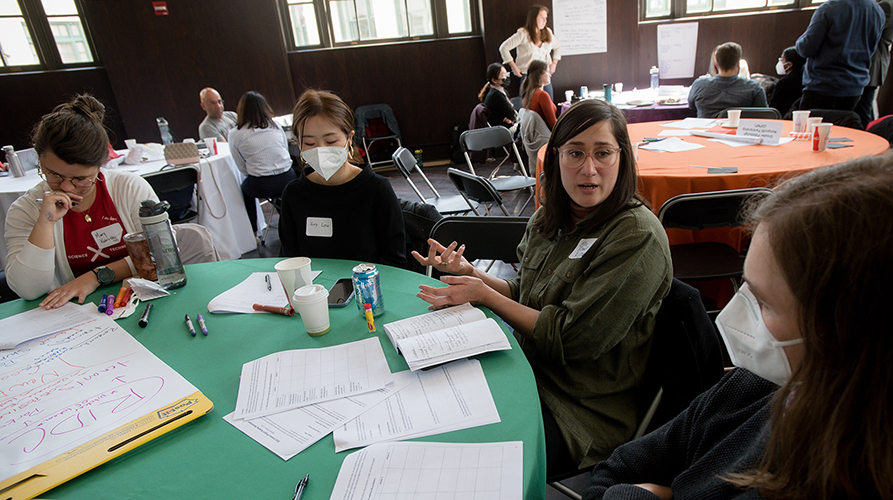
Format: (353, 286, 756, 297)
(411, 238, 472, 276)
(417, 275, 493, 311)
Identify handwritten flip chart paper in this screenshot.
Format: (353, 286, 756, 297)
(737, 119, 784, 145)
(553, 0, 607, 56)
(0, 302, 91, 350)
(233, 337, 392, 420)
(0, 313, 198, 482)
(658, 22, 699, 79)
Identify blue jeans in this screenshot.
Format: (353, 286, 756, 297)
(519, 74, 554, 101)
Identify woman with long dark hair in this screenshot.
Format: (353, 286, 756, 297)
(478, 62, 517, 127)
(229, 91, 297, 236)
(584, 155, 893, 499)
(499, 4, 562, 100)
(414, 100, 672, 474)
(521, 59, 557, 129)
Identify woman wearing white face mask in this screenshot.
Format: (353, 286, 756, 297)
(584, 156, 893, 500)
(768, 46, 806, 117)
(278, 90, 406, 267)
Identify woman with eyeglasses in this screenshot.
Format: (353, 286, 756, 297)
(413, 99, 672, 474)
(4, 94, 158, 305)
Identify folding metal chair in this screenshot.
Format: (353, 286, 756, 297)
(446, 167, 511, 217)
(426, 215, 528, 277)
(142, 164, 200, 223)
(716, 107, 782, 119)
(392, 147, 477, 215)
(354, 104, 402, 170)
(459, 127, 536, 215)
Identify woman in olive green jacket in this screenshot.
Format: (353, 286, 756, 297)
(414, 100, 672, 474)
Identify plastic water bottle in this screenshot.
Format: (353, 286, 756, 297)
(650, 66, 660, 91)
(139, 200, 186, 289)
(2, 146, 26, 178)
(156, 117, 174, 145)
(603, 84, 612, 103)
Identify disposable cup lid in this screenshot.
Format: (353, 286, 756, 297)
(293, 284, 328, 302)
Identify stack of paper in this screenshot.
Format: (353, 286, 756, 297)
(207, 271, 321, 314)
(639, 137, 705, 153)
(383, 303, 512, 370)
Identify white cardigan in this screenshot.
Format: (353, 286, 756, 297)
(499, 27, 562, 73)
(4, 169, 158, 300)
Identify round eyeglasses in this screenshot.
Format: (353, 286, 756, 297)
(38, 164, 99, 188)
(558, 146, 621, 169)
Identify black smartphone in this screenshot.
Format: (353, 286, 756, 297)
(328, 278, 354, 307)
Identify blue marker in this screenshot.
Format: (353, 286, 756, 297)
(98, 294, 108, 313)
(197, 313, 209, 336)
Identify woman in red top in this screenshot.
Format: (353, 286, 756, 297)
(522, 60, 557, 129)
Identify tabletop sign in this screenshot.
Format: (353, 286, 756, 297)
(737, 119, 783, 145)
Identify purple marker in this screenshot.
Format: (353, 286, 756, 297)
(105, 294, 115, 316)
(197, 313, 208, 336)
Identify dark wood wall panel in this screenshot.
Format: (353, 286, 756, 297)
(0, 68, 125, 151)
(80, 0, 294, 144)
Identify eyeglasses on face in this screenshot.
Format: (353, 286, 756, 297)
(558, 146, 621, 169)
(38, 163, 99, 188)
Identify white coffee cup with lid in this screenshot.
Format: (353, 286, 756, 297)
(292, 284, 330, 336)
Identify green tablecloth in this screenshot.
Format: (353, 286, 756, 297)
(1, 258, 546, 499)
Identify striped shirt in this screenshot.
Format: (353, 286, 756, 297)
(228, 125, 293, 177)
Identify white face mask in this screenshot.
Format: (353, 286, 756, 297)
(301, 145, 349, 181)
(775, 60, 787, 76)
(715, 283, 803, 386)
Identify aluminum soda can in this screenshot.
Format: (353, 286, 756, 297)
(352, 263, 384, 317)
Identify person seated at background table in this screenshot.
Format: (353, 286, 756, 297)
(278, 89, 406, 268)
(688, 42, 767, 118)
(706, 45, 751, 80)
(229, 91, 298, 237)
(522, 60, 557, 129)
(414, 99, 672, 474)
(795, 0, 884, 112)
(4, 95, 158, 304)
(198, 87, 238, 141)
(768, 46, 806, 116)
(479, 62, 517, 128)
(499, 4, 562, 101)
(583, 156, 893, 500)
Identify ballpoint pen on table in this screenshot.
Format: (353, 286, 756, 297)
(293, 473, 308, 500)
(265, 274, 272, 291)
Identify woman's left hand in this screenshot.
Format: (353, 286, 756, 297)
(549, 62, 558, 75)
(418, 275, 493, 310)
(39, 273, 100, 309)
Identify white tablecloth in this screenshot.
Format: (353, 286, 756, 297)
(0, 143, 261, 268)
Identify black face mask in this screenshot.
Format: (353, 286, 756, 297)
(501, 76, 511, 87)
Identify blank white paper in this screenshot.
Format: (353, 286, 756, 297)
(207, 271, 322, 314)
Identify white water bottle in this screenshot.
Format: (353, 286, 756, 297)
(650, 66, 660, 90)
(157, 117, 174, 145)
(139, 200, 186, 289)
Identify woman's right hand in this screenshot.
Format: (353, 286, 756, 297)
(39, 191, 82, 224)
(510, 62, 522, 78)
(412, 238, 472, 276)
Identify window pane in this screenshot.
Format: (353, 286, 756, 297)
(687, 0, 711, 14)
(0, 17, 39, 65)
(714, 0, 765, 10)
(49, 16, 92, 63)
(356, 0, 408, 40)
(645, 0, 671, 17)
(0, 0, 22, 16)
(406, 0, 432, 36)
(330, 0, 359, 42)
(42, 0, 78, 15)
(445, 0, 471, 32)
(768, 0, 794, 5)
(288, 2, 320, 46)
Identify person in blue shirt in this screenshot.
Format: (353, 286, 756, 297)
(687, 42, 767, 118)
(796, 0, 884, 112)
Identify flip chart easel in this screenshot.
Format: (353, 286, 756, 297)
(0, 391, 213, 500)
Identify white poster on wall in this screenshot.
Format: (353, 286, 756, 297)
(553, 0, 607, 56)
(657, 22, 699, 79)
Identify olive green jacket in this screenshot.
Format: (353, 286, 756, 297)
(507, 203, 672, 468)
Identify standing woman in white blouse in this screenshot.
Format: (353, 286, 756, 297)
(229, 91, 298, 237)
(499, 4, 562, 101)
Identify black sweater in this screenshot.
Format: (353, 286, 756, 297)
(584, 369, 777, 500)
(769, 66, 804, 117)
(483, 87, 517, 126)
(279, 164, 407, 268)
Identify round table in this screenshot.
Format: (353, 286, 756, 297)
(0, 259, 546, 499)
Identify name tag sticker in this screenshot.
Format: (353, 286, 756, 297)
(306, 217, 333, 237)
(569, 238, 597, 259)
(92, 223, 123, 249)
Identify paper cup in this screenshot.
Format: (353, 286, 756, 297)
(727, 109, 742, 127)
(565, 90, 574, 103)
(203, 137, 218, 155)
(613, 82, 623, 94)
(275, 257, 312, 310)
(124, 139, 137, 150)
(792, 110, 810, 133)
(293, 284, 330, 336)
(806, 117, 823, 136)
(812, 123, 833, 152)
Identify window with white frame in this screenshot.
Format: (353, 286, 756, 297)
(281, 0, 476, 49)
(0, 0, 94, 71)
(644, 0, 827, 20)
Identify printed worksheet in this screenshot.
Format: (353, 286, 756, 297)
(382, 302, 485, 349)
(329, 441, 523, 500)
(223, 375, 412, 460)
(334, 359, 500, 452)
(233, 337, 392, 420)
(0, 313, 198, 482)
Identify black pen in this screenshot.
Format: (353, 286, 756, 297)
(138, 303, 153, 328)
(293, 473, 308, 500)
(265, 274, 272, 291)
(185, 314, 196, 336)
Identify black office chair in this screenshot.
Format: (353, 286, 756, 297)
(260, 197, 282, 246)
(446, 167, 511, 216)
(392, 147, 478, 215)
(716, 107, 782, 119)
(426, 215, 528, 277)
(657, 188, 773, 285)
(547, 278, 725, 500)
(460, 127, 536, 215)
(141, 164, 200, 223)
